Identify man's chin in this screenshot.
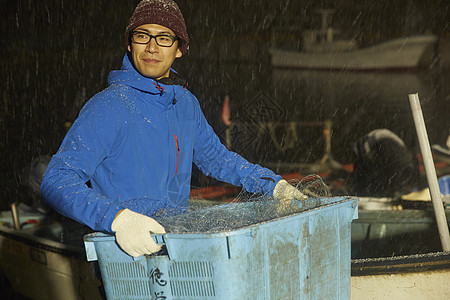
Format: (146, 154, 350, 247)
(138, 70, 162, 80)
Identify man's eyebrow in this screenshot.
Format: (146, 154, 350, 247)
(134, 28, 174, 35)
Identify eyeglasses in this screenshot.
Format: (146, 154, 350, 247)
(131, 31, 179, 47)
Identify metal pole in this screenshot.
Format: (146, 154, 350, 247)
(408, 93, 450, 251)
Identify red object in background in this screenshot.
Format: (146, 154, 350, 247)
(222, 95, 231, 126)
(190, 186, 239, 201)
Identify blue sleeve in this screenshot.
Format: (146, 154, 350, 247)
(192, 100, 282, 195)
(40, 92, 126, 232)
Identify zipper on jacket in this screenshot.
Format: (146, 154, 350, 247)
(174, 134, 180, 176)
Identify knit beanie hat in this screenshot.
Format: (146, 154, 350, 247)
(125, 0, 189, 54)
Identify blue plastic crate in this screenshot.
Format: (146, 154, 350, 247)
(84, 197, 357, 299)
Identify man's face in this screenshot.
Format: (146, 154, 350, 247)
(128, 24, 182, 80)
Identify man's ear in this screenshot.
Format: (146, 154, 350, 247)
(127, 44, 131, 52)
(176, 47, 182, 58)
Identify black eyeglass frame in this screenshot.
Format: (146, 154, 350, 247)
(131, 31, 179, 47)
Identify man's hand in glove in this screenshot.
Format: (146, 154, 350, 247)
(273, 179, 307, 208)
(111, 209, 166, 257)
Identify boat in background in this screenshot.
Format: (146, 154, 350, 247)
(269, 9, 438, 72)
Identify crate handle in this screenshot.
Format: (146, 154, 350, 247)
(152, 234, 166, 245)
(84, 240, 98, 261)
(128, 235, 168, 262)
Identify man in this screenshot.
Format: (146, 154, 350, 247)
(41, 0, 305, 257)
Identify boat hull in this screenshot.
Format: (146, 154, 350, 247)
(351, 252, 450, 299)
(269, 35, 438, 71)
(0, 211, 102, 300)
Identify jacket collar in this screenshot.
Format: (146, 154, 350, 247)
(108, 54, 187, 100)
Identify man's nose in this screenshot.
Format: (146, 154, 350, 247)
(146, 37, 158, 52)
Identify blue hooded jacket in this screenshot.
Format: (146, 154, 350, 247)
(41, 54, 282, 232)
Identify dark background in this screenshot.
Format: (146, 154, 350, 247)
(1, 0, 449, 209)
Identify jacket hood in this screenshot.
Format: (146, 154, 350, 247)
(108, 54, 187, 95)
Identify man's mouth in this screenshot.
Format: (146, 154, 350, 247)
(143, 58, 160, 64)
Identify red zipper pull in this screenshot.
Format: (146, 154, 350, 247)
(174, 134, 180, 176)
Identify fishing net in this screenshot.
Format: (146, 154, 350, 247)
(157, 174, 331, 234)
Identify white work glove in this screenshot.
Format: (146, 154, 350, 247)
(111, 209, 166, 257)
(273, 179, 307, 208)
